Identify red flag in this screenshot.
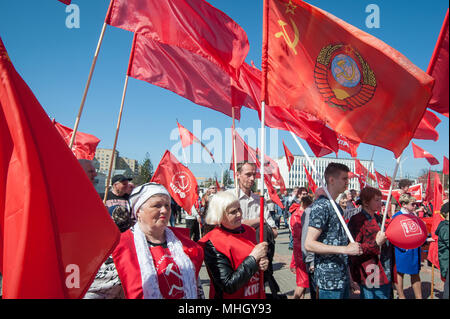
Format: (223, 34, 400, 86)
(128, 33, 250, 119)
(411, 142, 439, 165)
(263, 0, 434, 158)
(230, 127, 259, 173)
(282, 140, 295, 171)
(0, 39, 119, 298)
(58, 0, 71, 4)
(337, 133, 360, 158)
(443, 156, 449, 175)
(106, 0, 249, 76)
(53, 120, 100, 160)
(303, 165, 317, 194)
(413, 110, 441, 141)
(427, 9, 449, 118)
(375, 170, 391, 190)
(424, 169, 433, 203)
(257, 148, 287, 194)
(177, 121, 215, 162)
(355, 159, 376, 181)
(150, 150, 199, 215)
(215, 178, 221, 192)
(427, 172, 444, 268)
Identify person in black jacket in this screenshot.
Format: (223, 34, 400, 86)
(198, 191, 269, 299)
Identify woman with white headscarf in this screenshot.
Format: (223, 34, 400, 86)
(111, 183, 204, 299)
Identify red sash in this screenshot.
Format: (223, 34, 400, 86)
(112, 227, 203, 299)
(198, 225, 264, 299)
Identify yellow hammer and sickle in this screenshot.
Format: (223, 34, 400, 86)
(275, 18, 299, 55)
(336, 60, 356, 81)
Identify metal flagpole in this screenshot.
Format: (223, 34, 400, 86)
(288, 129, 355, 243)
(103, 75, 130, 203)
(232, 107, 239, 197)
(381, 155, 402, 232)
(258, 101, 267, 298)
(69, 22, 108, 149)
(365, 146, 376, 187)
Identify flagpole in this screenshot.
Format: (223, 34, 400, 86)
(288, 129, 355, 243)
(103, 75, 129, 203)
(365, 146, 376, 187)
(232, 107, 239, 196)
(381, 155, 402, 232)
(69, 22, 108, 149)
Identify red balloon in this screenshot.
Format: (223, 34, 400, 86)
(386, 214, 427, 249)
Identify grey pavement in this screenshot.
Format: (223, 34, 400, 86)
(190, 221, 446, 300)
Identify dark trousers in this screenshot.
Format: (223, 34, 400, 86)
(186, 218, 200, 242)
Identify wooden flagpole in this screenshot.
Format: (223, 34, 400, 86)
(288, 129, 355, 243)
(103, 75, 129, 203)
(381, 155, 402, 232)
(69, 22, 108, 149)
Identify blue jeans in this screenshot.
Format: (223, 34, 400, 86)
(359, 283, 392, 299)
(318, 284, 350, 299)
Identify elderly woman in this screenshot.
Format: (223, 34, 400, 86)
(392, 193, 422, 299)
(198, 191, 269, 299)
(348, 187, 395, 299)
(97, 183, 203, 299)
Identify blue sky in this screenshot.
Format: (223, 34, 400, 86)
(0, 0, 448, 181)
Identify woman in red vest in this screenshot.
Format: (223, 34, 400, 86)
(112, 183, 204, 299)
(198, 191, 269, 299)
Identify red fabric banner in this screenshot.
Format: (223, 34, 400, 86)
(427, 172, 444, 268)
(150, 150, 199, 216)
(106, 0, 249, 74)
(264, 0, 434, 157)
(413, 110, 441, 141)
(128, 34, 250, 119)
(427, 9, 449, 118)
(337, 133, 359, 158)
(53, 120, 100, 160)
(0, 39, 120, 298)
(177, 121, 215, 162)
(411, 142, 439, 166)
(443, 156, 449, 175)
(303, 164, 317, 194)
(375, 170, 391, 190)
(282, 140, 295, 172)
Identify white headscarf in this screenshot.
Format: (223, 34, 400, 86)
(128, 183, 197, 299)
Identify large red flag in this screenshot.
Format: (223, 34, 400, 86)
(263, 0, 434, 158)
(427, 172, 444, 268)
(282, 140, 295, 171)
(177, 121, 215, 162)
(303, 164, 317, 194)
(0, 38, 120, 298)
(443, 156, 449, 175)
(375, 170, 391, 190)
(150, 150, 199, 215)
(413, 110, 441, 141)
(106, 0, 249, 76)
(411, 142, 439, 165)
(427, 9, 449, 118)
(53, 120, 100, 160)
(128, 33, 249, 119)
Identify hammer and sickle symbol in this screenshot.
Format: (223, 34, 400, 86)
(336, 59, 356, 81)
(275, 18, 300, 55)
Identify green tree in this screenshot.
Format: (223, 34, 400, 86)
(134, 152, 154, 186)
(222, 169, 233, 188)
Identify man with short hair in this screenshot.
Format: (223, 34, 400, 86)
(78, 159, 97, 184)
(229, 162, 280, 296)
(105, 174, 134, 232)
(305, 163, 362, 299)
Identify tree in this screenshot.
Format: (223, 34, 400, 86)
(134, 152, 153, 186)
(222, 169, 233, 188)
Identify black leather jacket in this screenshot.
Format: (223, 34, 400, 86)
(203, 226, 259, 298)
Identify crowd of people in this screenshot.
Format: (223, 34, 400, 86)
(37, 159, 449, 299)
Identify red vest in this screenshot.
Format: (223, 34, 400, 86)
(112, 227, 203, 299)
(198, 225, 264, 299)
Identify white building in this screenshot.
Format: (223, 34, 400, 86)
(258, 155, 375, 191)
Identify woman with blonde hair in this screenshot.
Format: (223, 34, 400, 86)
(198, 191, 269, 299)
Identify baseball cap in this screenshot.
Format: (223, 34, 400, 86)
(111, 174, 132, 185)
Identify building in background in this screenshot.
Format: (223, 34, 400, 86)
(257, 155, 375, 191)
